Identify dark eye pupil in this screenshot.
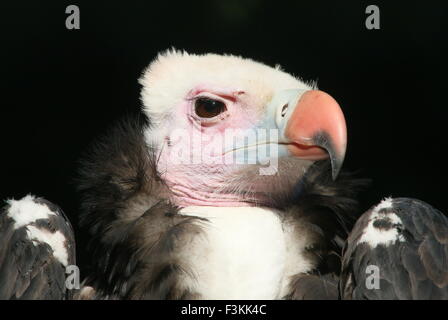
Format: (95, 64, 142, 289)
(195, 98, 226, 118)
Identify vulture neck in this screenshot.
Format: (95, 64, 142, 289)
(158, 162, 280, 208)
(168, 183, 262, 208)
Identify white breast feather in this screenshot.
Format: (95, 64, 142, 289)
(179, 206, 312, 299)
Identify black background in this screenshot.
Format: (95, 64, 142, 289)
(1, 1, 447, 267)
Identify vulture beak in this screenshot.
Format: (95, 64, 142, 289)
(267, 89, 347, 179)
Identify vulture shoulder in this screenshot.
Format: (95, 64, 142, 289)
(76, 116, 207, 299)
(340, 197, 448, 299)
(0, 195, 75, 299)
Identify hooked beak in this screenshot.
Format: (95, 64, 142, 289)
(269, 89, 347, 179)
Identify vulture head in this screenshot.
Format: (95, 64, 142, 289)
(139, 50, 347, 208)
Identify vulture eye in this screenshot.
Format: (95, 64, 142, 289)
(194, 98, 227, 119)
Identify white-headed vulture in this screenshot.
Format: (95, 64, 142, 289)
(1, 51, 447, 300)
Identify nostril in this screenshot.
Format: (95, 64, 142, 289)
(281, 103, 289, 117)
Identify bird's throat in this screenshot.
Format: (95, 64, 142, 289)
(168, 183, 260, 207)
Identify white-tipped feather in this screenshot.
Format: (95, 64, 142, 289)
(5, 195, 69, 266)
(6, 194, 55, 229)
(357, 197, 406, 248)
(26, 226, 69, 266)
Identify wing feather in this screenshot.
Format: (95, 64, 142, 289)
(340, 197, 448, 299)
(0, 195, 75, 299)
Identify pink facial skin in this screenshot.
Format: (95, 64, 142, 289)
(156, 85, 277, 207)
(153, 84, 348, 208)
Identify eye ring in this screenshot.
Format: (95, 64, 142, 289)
(194, 97, 227, 119)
